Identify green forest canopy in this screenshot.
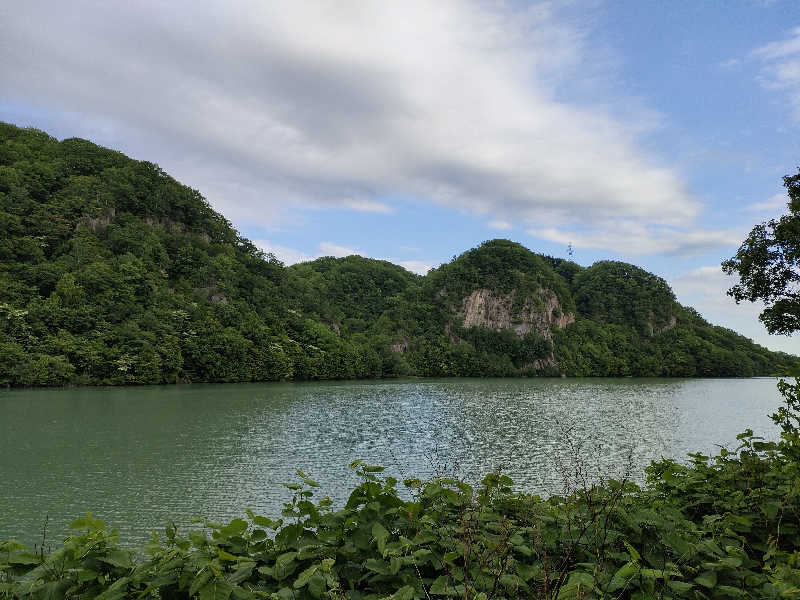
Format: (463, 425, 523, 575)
(0, 122, 793, 386)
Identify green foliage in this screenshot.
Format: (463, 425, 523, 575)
(0, 123, 384, 385)
(573, 261, 675, 335)
(426, 240, 574, 311)
(552, 306, 786, 378)
(0, 122, 791, 386)
(286, 256, 421, 337)
(723, 169, 800, 335)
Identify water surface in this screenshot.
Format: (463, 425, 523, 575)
(0, 377, 783, 547)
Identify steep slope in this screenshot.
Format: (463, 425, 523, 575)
(388, 242, 790, 377)
(286, 255, 421, 336)
(0, 122, 792, 385)
(0, 123, 383, 385)
(420, 240, 575, 371)
(573, 261, 676, 335)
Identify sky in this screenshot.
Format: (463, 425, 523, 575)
(1, 0, 799, 353)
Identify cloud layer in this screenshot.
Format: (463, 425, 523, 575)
(754, 26, 800, 121)
(529, 223, 745, 256)
(1, 0, 704, 248)
(670, 265, 797, 354)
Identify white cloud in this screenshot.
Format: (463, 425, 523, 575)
(489, 220, 513, 230)
(529, 223, 744, 256)
(0, 0, 700, 247)
(755, 26, 800, 60)
(671, 266, 738, 301)
(253, 241, 316, 265)
(255, 241, 436, 274)
(253, 241, 355, 265)
(257, 240, 358, 262)
(743, 192, 788, 213)
(753, 26, 800, 121)
(318, 242, 359, 257)
(670, 266, 799, 354)
(342, 199, 395, 214)
(395, 260, 435, 275)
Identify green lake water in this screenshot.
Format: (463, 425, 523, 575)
(0, 377, 784, 547)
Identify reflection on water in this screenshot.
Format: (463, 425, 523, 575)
(0, 378, 782, 546)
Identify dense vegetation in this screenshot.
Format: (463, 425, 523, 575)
(723, 167, 800, 335)
(0, 122, 792, 386)
(2, 379, 800, 599)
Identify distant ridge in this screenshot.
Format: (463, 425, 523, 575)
(0, 122, 792, 386)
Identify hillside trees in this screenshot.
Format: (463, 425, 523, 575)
(573, 261, 676, 335)
(0, 121, 793, 385)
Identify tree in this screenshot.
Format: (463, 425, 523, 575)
(722, 169, 800, 335)
(724, 169, 800, 456)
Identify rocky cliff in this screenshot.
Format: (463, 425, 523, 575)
(459, 288, 574, 340)
(450, 287, 574, 370)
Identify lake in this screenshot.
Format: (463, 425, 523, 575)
(0, 377, 784, 548)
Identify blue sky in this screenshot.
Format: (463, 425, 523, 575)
(1, 1, 799, 352)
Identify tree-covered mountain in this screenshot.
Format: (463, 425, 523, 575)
(0, 123, 792, 385)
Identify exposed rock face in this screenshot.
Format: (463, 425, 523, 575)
(143, 216, 210, 243)
(528, 356, 556, 370)
(82, 207, 116, 232)
(143, 216, 185, 232)
(80, 211, 212, 243)
(195, 286, 228, 304)
(390, 339, 409, 354)
(459, 288, 574, 340)
(647, 313, 677, 336)
(209, 292, 228, 305)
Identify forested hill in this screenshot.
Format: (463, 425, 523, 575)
(0, 123, 792, 386)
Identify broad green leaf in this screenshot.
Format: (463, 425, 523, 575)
(220, 519, 248, 538)
(668, 580, 694, 593)
(372, 522, 390, 553)
(98, 549, 134, 569)
(430, 576, 451, 595)
(257, 565, 274, 579)
(715, 585, 747, 597)
(274, 551, 298, 580)
(307, 573, 327, 598)
(624, 541, 641, 562)
(228, 562, 255, 584)
(293, 565, 318, 588)
(189, 570, 212, 597)
(95, 576, 130, 600)
(392, 585, 415, 600)
(77, 568, 98, 583)
(695, 571, 717, 589)
(218, 549, 241, 562)
(246, 509, 275, 529)
(607, 561, 639, 593)
(516, 563, 541, 582)
(365, 558, 390, 575)
(198, 579, 234, 600)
